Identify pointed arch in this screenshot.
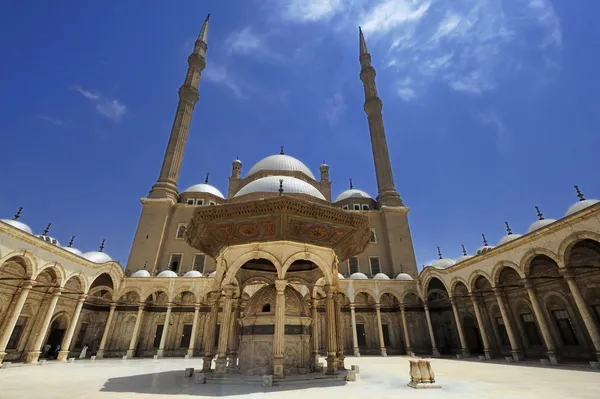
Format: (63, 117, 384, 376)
(491, 260, 524, 287)
(281, 250, 332, 285)
(62, 274, 87, 295)
(520, 248, 563, 276)
(35, 262, 65, 286)
(221, 249, 281, 286)
(0, 251, 36, 278)
(467, 270, 494, 292)
(558, 230, 600, 265)
(449, 277, 469, 297)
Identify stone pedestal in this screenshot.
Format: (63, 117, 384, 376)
(262, 375, 273, 387)
(346, 370, 357, 381)
(214, 357, 227, 374)
(184, 368, 194, 377)
(351, 365, 360, 373)
(194, 373, 206, 384)
(1, 362, 11, 369)
(407, 359, 441, 389)
(273, 356, 284, 377)
(25, 351, 41, 364)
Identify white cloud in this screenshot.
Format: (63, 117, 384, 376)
(37, 115, 66, 126)
(282, 0, 345, 22)
(478, 110, 510, 151)
(203, 65, 246, 99)
(74, 86, 127, 121)
(224, 26, 285, 63)
(323, 92, 347, 126)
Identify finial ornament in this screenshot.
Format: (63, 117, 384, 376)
(278, 179, 284, 196)
(481, 233, 488, 246)
(280, 146, 284, 155)
(505, 221, 513, 235)
(437, 246, 443, 260)
(535, 206, 544, 220)
(349, 178, 353, 190)
(574, 185, 586, 201)
(99, 238, 106, 252)
(68, 236, 75, 248)
(461, 244, 467, 256)
(205, 173, 209, 184)
(143, 261, 147, 270)
(13, 207, 23, 220)
(42, 223, 51, 236)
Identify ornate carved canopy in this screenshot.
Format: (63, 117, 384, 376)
(186, 196, 370, 261)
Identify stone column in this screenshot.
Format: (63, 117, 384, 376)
(334, 293, 346, 368)
(325, 287, 338, 374)
(493, 288, 522, 361)
(0, 281, 33, 363)
(187, 304, 200, 357)
(470, 294, 492, 359)
(375, 303, 387, 356)
(350, 302, 360, 357)
(562, 270, 600, 360)
(449, 297, 469, 357)
(400, 304, 412, 355)
(227, 299, 241, 370)
(215, 288, 235, 374)
(25, 288, 62, 363)
(126, 303, 145, 358)
(273, 279, 287, 377)
(156, 302, 173, 357)
(424, 303, 440, 357)
(57, 294, 87, 361)
(524, 280, 557, 364)
(202, 294, 219, 371)
(96, 302, 117, 359)
(311, 299, 320, 366)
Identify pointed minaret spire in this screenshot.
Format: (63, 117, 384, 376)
(278, 179, 284, 196)
(13, 207, 23, 220)
(42, 223, 51, 236)
(437, 246, 443, 260)
(481, 234, 488, 246)
(574, 185, 586, 201)
(505, 221, 513, 235)
(99, 238, 106, 252)
(148, 14, 210, 200)
(535, 206, 544, 220)
(205, 173, 210, 184)
(358, 27, 403, 207)
(461, 245, 468, 256)
(349, 178, 354, 190)
(68, 236, 75, 247)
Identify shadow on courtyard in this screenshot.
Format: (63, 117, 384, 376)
(440, 356, 600, 374)
(100, 370, 346, 396)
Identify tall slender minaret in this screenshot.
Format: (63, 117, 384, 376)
(149, 14, 210, 200)
(359, 27, 403, 207)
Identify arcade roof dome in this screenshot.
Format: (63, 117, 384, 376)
(0, 220, 33, 235)
(234, 175, 326, 200)
(63, 247, 84, 257)
(247, 154, 316, 180)
(83, 251, 112, 264)
(181, 183, 225, 199)
(157, 270, 178, 278)
(183, 270, 202, 277)
(566, 199, 599, 217)
(527, 218, 557, 233)
(498, 234, 522, 246)
(334, 189, 372, 203)
(131, 270, 151, 278)
(373, 273, 390, 280)
(395, 273, 413, 281)
(432, 258, 455, 269)
(350, 272, 368, 280)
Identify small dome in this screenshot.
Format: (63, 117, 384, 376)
(234, 175, 326, 200)
(338, 273, 345, 280)
(432, 258, 455, 269)
(208, 271, 216, 277)
(373, 273, 390, 280)
(0, 219, 33, 235)
(476, 246, 495, 255)
(63, 247, 83, 257)
(247, 154, 316, 180)
(498, 234, 522, 246)
(566, 199, 600, 217)
(37, 235, 60, 246)
(233, 158, 242, 165)
(527, 218, 557, 233)
(157, 270, 178, 278)
(350, 272, 368, 280)
(131, 270, 151, 278)
(183, 270, 202, 277)
(334, 189, 372, 203)
(181, 183, 225, 199)
(395, 273, 414, 281)
(83, 251, 112, 263)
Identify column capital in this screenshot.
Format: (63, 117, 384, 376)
(523, 279, 534, 289)
(312, 299, 320, 308)
(194, 303, 201, 311)
(375, 303, 381, 310)
(21, 280, 34, 290)
(275, 279, 287, 293)
(449, 297, 456, 305)
(207, 292, 220, 306)
(51, 287, 63, 296)
(399, 302, 405, 310)
(137, 302, 145, 309)
(560, 268, 575, 280)
(166, 302, 174, 309)
(222, 285, 236, 299)
(350, 302, 356, 310)
(493, 287, 504, 296)
(78, 294, 88, 302)
(109, 302, 117, 309)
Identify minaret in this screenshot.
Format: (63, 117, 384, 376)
(359, 27, 403, 207)
(149, 14, 210, 200)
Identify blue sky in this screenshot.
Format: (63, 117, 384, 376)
(0, 0, 597, 269)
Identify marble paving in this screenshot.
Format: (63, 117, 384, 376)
(1, 356, 599, 398)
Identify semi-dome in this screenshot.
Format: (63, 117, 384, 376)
(432, 258, 455, 269)
(338, 273, 345, 280)
(373, 273, 390, 280)
(0, 219, 33, 235)
(183, 270, 202, 277)
(350, 272, 368, 280)
(566, 199, 599, 217)
(83, 251, 112, 263)
(395, 273, 413, 281)
(63, 247, 84, 257)
(234, 175, 326, 200)
(334, 189, 372, 203)
(247, 154, 316, 180)
(131, 269, 151, 278)
(157, 270, 178, 278)
(181, 183, 225, 199)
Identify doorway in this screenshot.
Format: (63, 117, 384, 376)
(42, 316, 67, 359)
(357, 324, 366, 347)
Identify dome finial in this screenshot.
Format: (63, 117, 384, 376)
(461, 244, 467, 256)
(280, 146, 284, 155)
(574, 185, 586, 201)
(13, 207, 23, 220)
(143, 261, 147, 270)
(535, 205, 544, 220)
(42, 223, 51, 236)
(481, 233, 488, 246)
(278, 179, 284, 196)
(437, 246, 443, 260)
(505, 221, 513, 235)
(349, 178, 353, 189)
(68, 236, 75, 248)
(99, 238, 106, 252)
(205, 173, 210, 184)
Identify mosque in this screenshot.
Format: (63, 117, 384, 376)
(1, 15, 599, 375)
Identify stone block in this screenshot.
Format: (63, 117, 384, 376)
(590, 361, 599, 369)
(505, 357, 514, 364)
(262, 375, 273, 387)
(540, 359, 550, 365)
(184, 368, 194, 377)
(194, 372, 206, 384)
(346, 370, 357, 382)
(68, 358, 75, 363)
(184, 355, 189, 360)
(478, 355, 486, 361)
(1, 362, 11, 369)
(351, 365, 360, 373)
(90, 356, 96, 361)
(122, 355, 127, 360)
(153, 355, 158, 360)
(407, 359, 441, 389)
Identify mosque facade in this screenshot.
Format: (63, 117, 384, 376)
(1, 15, 600, 373)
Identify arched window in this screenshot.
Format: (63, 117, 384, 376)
(262, 304, 271, 312)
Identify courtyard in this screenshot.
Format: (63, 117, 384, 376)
(1, 356, 599, 399)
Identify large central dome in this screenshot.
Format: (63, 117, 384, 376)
(234, 175, 326, 200)
(247, 154, 316, 180)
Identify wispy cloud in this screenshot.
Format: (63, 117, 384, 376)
(224, 26, 285, 63)
(477, 110, 510, 151)
(322, 92, 346, 126)
(281, 0, 345, 22)
(73, 86, 127, 121)
(203, 65, 246, 99)
(36, 115, 67, 126)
